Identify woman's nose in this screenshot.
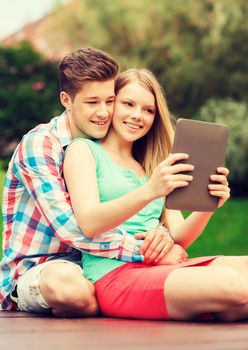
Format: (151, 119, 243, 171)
(131, 107, 142, 119)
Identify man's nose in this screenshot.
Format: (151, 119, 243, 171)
(96, 102, 109, 118)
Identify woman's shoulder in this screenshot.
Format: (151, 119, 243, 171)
(68, 138, 102, 152)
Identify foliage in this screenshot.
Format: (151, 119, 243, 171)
(0, 42, 62, 158)
(49, 0, 248, 117)
(1, 0, 248, 192)
(197, 98, 248, 196)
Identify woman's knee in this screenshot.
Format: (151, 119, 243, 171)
(216, 267, 248, 307)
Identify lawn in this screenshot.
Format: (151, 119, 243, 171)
(0, 167, 248, 259)
(187, 198, 248, 257)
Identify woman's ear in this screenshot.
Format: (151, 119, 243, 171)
(60, 91, 72, 111)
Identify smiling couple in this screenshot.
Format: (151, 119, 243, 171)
(3, 47, 248, 323)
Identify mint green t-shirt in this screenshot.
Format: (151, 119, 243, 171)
(79, 139, 164, 283)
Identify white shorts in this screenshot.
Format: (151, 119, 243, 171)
(11, 260, 83, 314)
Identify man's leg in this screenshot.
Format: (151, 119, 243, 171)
(39, 261, 99, 317)
(15, 260, 99, 317)
(164, 265, 248, 321)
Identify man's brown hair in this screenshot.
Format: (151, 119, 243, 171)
(58, 47, 119, 99)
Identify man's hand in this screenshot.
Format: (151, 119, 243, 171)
(134, 227, 174, 264)
(155, 244, 188, 265)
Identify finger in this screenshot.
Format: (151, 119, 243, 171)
(161, 153, 189, 167)
(143, 231, 169, 260)
(181, 249, 188, 261)
(144, 232, 173, 261)
(152, 240, 175, 264)
(167, 173, 194, 182)
(209, 190, 230, 201)
(144, 240, 166, 263)
(142, 229, 173, 260)
(134, 232, 146, 240)
(140, 230, 156, 254)
(169, 163, 194, 174)
(210, 174, 228, 185)
(217, 167, 229, 176)
(208, 184, 230, 192)
(160, 163, 194, 176)
(166, 180, 192, 192)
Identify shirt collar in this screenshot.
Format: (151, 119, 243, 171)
(55, 111, 72, 147)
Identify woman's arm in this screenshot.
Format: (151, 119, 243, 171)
(64, 140, 154, 237)
(166, 167, 230, 249)
(166, 209, 213, 249)
(63, 141, 193, 238)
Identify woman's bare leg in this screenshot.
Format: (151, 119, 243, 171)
(164, 265, 248, 321)
(209, 256, 248, 277)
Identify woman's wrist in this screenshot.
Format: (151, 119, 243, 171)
(141, 182, 157, 203)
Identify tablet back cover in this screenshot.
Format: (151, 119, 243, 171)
(166, 118, 228, 212)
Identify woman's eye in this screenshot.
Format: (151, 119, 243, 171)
(146, 109, 154, 114)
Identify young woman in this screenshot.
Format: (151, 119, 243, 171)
(64, 69, 248, 321)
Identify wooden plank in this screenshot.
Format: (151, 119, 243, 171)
(0, 312, 248, 350)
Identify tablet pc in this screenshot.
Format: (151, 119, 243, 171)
(166, 118, 228, 212)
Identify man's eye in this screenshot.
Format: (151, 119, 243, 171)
(86, 101, 97, 104)
(106, 100, 114, 105)
(124, 101, 133, 107)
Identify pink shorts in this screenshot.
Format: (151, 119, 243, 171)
(95, 257, 218, 320)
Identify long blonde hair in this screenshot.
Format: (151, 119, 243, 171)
(115, 69, 175, 226)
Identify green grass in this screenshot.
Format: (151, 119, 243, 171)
(187, 198, 248, 257)
(0, 165, 248, 259)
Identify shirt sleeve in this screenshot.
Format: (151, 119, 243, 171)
(13, 132, 144, 262)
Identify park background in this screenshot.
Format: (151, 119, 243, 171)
(0, 0, 248, 258)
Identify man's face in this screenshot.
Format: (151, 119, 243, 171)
(61, 80, 115, 139)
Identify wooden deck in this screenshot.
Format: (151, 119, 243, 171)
(1, 311, 248, 350)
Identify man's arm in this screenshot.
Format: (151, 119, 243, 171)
(14, 132, 143, 262)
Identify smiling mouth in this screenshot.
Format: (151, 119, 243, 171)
(123, 122, 142, 129)
(91, 120, 109, 126)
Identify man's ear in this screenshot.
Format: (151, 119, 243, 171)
(60, 91, 72, 110)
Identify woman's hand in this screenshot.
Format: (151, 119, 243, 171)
(208, 167, 231, 208)
(135, 227, 174, 264)
(145, 153, 194, 200)
(154, 244, 188, 265)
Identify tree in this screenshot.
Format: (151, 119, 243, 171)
(0, 43, 62, 158)
(197, 98, 248, 196)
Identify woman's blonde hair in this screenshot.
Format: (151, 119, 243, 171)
(115, 68, 175, 226)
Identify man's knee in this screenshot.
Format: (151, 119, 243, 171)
(39, 262, 95, 307)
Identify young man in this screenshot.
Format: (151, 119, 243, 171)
(0, 47, 173, 317)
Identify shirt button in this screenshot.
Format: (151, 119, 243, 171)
(135, 246, 140, 252)
(100, 244, 107, 250)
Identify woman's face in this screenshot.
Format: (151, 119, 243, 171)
(112, 82, 156, 143)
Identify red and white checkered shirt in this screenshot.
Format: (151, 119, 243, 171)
(0, 112, 143, 310)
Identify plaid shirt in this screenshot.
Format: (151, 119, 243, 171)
(0, 112, 143, 310)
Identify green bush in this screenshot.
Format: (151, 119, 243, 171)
(0, 42, 63, 159)
(197, 98, 248, 196)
